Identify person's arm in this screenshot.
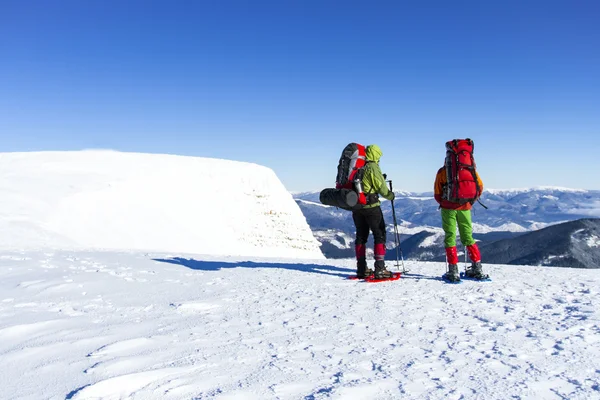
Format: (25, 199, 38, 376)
(434, 168, 445, 204)
(476, 171, 484, 195)
(372, 164, 394, 201)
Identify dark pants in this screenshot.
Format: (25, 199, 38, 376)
(352, 206, 387, 261)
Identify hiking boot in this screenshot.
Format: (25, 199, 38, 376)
(374, 260, 393, 279)
(445, 264, 460, 282)
(356, 258, 373, 278)
(465, 262, 489, 280)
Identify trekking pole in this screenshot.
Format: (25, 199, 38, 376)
(386, 179, 407, 273)
(464, 244, 468, 274)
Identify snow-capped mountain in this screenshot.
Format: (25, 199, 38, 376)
(294, 188, 600, 262)
(480, 218, 600, 268)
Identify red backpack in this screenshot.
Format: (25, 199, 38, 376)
(443, 138, 481, 204)
(335, 143, 368, 205)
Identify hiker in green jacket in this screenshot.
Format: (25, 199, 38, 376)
(353, 144, 395, 279)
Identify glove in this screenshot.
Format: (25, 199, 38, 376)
(387, 191, 395, 201)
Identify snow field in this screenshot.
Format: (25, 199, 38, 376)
(1, 251, 599, 399)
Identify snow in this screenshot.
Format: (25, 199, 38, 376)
(0, 151, 323, 259)
(486, 186, 588, 195)
(2, 151, 600, 399)
(566, 201, 600, 218)
(541, 254, 569, 265)
(528, 221, 563, 231)
(472, 222, 528, 233)
(2, 250, 600, 399)
(587, 236, 600, 248)
(296, 198, 330, 208)
(394, 190, 419, 197)
(417, 232, 443, 248)
(404, 196, 431, 201)
(571, 229, 600, 248)
(542, 195, 559, 200)
(313, 230, 354, 249)
(394, 222, 443, 236)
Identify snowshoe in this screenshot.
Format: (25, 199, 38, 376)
(356, 258, 373, 279)
(347, 269, 374, 280)
(374, 260, 393, 279)
(442, 264, 461, 283)
(362, 260, 400, 282)
(463, 262, 490, 281)
(365, 272, 401, 282)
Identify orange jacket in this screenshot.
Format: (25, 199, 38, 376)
(434, 167, 484, 210)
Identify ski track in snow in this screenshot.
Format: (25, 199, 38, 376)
(1, 251, 600, 399)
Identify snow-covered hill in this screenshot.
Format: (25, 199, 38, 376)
(1, 250, 599, 399)
(481, 218, 600, 268)
(0, 151, 323, 259)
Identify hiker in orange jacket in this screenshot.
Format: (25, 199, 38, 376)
(434, 167, 488, 282)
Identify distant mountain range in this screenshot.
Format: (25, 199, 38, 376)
(294, 187, 600, 268)
(480, 218, 600, 269)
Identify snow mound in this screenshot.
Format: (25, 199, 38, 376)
(0, 151, 323, 258)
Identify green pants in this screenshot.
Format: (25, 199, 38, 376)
(441, 208, 476, 248)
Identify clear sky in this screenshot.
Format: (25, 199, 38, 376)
(1, 0, 599, 192)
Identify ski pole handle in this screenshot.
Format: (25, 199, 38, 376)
(386, 179, 393, 191)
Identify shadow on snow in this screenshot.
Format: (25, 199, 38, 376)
(400, 272, 445, 281)
(153, 257, 354, 278)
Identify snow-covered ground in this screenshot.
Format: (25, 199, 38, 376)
(2, 151, 600, 399)
(1, 250, 600, 400)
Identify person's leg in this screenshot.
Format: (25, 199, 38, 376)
(366, 207, 392, 278)
(441, 208, 460, 281)
(368, 207, 387, 262)
(456, 210, 487, 279)
(457, 209, 482, 262)
(352, 210, 372, 277)
(456, 209, 476, 249)
(441, 208, 459, 264)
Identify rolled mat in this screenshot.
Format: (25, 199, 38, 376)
(319, 188, 358, 210)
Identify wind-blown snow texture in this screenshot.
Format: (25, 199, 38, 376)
(1, 251, 600, 399)
(0, 151, 322, 259)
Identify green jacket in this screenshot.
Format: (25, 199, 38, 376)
(361, 144, 394, 209)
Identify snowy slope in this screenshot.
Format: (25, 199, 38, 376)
(0, 151, 323, 259)
(1, 251, 600, 399)
(481, 218, 600, 268)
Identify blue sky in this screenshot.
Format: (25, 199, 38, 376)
(1, 0, 599, 192)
